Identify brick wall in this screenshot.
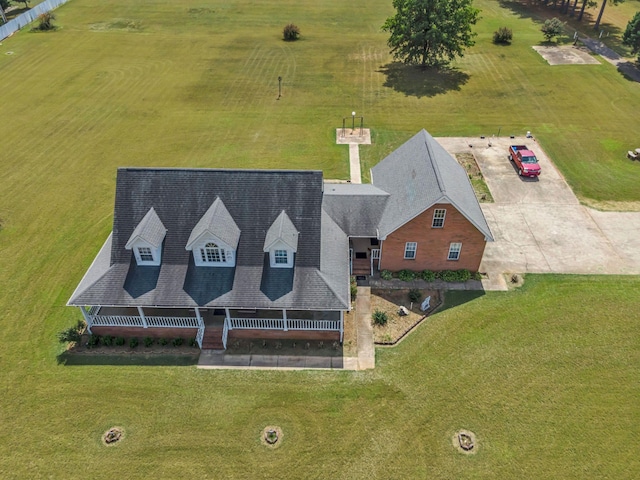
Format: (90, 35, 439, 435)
(380, 203, 487, 272)
(228, 330, 340, 341)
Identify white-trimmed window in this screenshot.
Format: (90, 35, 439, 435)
(404, 242, 417, 259)
(432, 209, 446, 228)
(274, 249, 288, 264)
(138, 247, 154, 262)
(448, 242, 462, 260)
(200, 242, 227, 263)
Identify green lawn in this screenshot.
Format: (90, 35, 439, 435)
(1, 0, 640, 477)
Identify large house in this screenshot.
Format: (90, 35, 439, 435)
(68, 130, 493, 349)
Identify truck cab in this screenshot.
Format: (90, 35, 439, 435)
(509, 145, 541, 177)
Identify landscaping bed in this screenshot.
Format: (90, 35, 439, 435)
(371, 288, 442, 344)
(455, 153, 493, 203)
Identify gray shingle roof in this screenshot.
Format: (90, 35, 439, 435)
(371, 130, 493, 241)
(124, 207, 167, 249)
(263, 210, 299, 252)
(185, 197, 241, 250)
(322, 183, 389, 237)
(68, 168, 349, 310)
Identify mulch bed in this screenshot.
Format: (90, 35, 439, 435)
(371, 288, 442, 344)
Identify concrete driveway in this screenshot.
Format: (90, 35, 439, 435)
(437, 137, 640, 286)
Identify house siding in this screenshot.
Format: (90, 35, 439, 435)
(380, 203, 486, 272)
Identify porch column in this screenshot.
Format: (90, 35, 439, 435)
(137, 306, 148, 328)
(80, 306, 93, 334)
(194, 307, 203, 327)
(340, 311, 344, 343)
(225, 307, 232, 330)
(282, 309, 288, 331)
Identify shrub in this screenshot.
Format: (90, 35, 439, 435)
(129, 337, 139, 348)
(438, 269, 471, 282)
(493, 27, 513, 44)
(35, 12, 56, 31)
(456, 269, 472, 282)
(172, 337, 184, 347)
(398, 269, 416, 281)
(408, 289, 421, 302)
(372, 309, 388, 326)
(115, 336, 125, 346)
(189, 338, 198, 348)
(144, 336, 154, 347)
(541, 18, 564, 42)
(57, 320, 85, 343)
(86, 334, 100, 349)
(380, 270, 393, 280)
(159, 337, 168, 346)
(421, 269, 436, 282)
(350, 276, 358, 301)
(102, 335, 113, 347)
(472, 271, 482, 281)
(283, 23, 300, 41)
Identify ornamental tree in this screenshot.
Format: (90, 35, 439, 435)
(541, 17, 565, 42)
(623, 12, 640, 62)
(382, 0, 480, 67)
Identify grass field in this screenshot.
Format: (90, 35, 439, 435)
(0, 0, 639, 477)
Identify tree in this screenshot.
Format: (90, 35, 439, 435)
(622, 11, 640, 62)
(282, 23, 300, 41)
(0, 0, 10, 24)
(382, 0, 480, 67)
(541, 17, 565, 41)
(593, 0, 624, 31)
(14, 0, 27, 8)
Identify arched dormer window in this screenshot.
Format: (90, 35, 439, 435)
(201, 242, 227, 264)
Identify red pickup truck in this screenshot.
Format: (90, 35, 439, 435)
(508, 145, 541, 177)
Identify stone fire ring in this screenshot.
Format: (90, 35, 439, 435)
(102, 426, 125, 446)
(261, 425, 283, 448)
(453, 429, 477, 454)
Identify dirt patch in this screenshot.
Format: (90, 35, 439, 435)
(371, 289, 441, 344)
(455, 153, 493, 203)
(261, 426, 283, 448)
(452, 430, 477, 455)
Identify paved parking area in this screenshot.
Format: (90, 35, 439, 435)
(437, 137, 640, 283)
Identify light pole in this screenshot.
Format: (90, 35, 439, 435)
(278, 76, 282, 99)
(351, 111, 356, 132)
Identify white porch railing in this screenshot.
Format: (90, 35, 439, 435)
(371, 248, 380, 275)
(196, 325, 205, 349)
(90, 315, 198, 328)
(229, 318, 341, 331)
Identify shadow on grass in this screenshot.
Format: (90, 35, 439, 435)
(378, 62, 469, 98)
(436, 290, 485, 314)
(57, 351, 200, 366)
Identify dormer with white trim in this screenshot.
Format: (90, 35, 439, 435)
(125, 207, 167, 266)
(264, 210, 299, 268)
(185, 197, 240, 267)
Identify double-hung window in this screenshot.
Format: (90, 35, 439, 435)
(138, 247, 154, 262)
(432, 209, 446, 228)
(404, 242, 417, 259)
(448, 243, 462, 260)
(274, 249, 288, 264)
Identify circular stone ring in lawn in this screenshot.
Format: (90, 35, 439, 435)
(102, 426, 124, 446)
(453, 430, 477, 454)
(261, 426, 283, 448)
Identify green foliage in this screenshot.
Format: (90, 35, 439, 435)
(173, 337, 184, 347)
(86, 334, 100, 349)
(472, 271, 482, 281)
(372, 309, 388, 326)
(34, 12, 56, 31)
(144, 336, 154, 347)
(623, 12, 640, 62)
(421, 269, 436, 282)
(189, 338, 198, 347)
(0, 0, 11, 11)
(283, 23, 300, 41)
(382, 0, 480, 67)
(380, 270, 393, 280)
(159, 337, 168, 346)
(102, 335, 113, 347)
(115, 336, 125, 346)
(57, 320, 84, 343)
(350, 276, 358, 301)
(129, 337, 139, 348)
(438, 269, 471, 282)
(398, 269, 416, 281)
(493, 27, 513, 44)
(541, 18, 564, 42)
(408, 289, 421, 302)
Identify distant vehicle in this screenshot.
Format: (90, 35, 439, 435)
(508, 145, 541, 177)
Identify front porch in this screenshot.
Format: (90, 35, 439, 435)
(350, 237, 380, 276)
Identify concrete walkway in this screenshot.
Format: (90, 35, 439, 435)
(580, 36, 640, 82)
(355, 286, 375, 370)
(336, 128, 371, 183)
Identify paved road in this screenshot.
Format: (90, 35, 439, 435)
(438, 137, 640, 281)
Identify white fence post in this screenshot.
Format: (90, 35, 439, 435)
(137, 306, 148, 328)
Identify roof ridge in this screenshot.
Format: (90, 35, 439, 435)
(424, 132, 445, 194)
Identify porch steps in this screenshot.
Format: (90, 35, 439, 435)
(202, 326, 224, 350)
(352, 258, 371, 276)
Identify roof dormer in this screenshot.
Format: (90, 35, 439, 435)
(264, 210, 298, 268)
(186, 197, 240, 267)
(125, 207, 167, 266)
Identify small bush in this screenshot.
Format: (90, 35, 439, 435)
(115, 336, 125, 346)
(144, 336, 154, 347)
(438, 269, 471, 282)
(372, 310, 388, 326)
(189, 338, 198, 348)
(472, 271, 482, 281)
(102, 335, 114, 347)
(283, 23, 300, 41)
(456, 269, 472, 282)
(541, 17, 564, 42)
(408, 289, 422, 302)
(398, 269, 416, 282)
(57, 320, 85, 343)
(35, 12, 56, 31)
(493, 27, 513, 44)
(172, 337, 184, 347)
(421, 269, 436, 282)
(380, 269, 393, 280)
(159, 337, 168, 346)
(350, 277, 358, 301)
(86, 334, 100, 349)
(129, 337, 139, 348)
